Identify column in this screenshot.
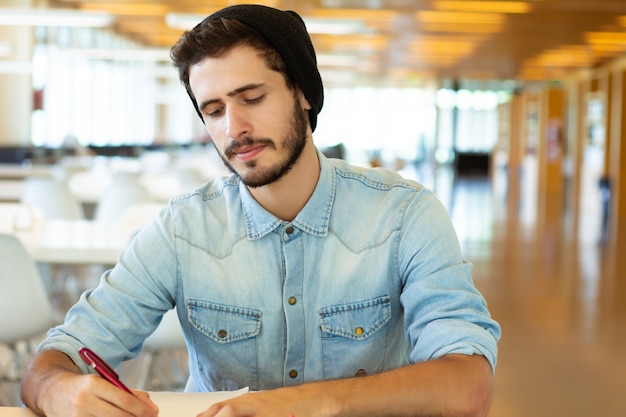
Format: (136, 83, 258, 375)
(607, 59, 626, 250)
(0, 0, 34, 146)
(535, 87, 565, 242)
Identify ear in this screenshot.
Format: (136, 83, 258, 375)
(299, 91, 312, 110)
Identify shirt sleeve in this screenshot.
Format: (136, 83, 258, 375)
(397, 188, 501, 373)
(37, 201, 180, 370)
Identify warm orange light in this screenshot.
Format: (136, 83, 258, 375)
(416, 10, 505, 24)
(411, 39, 477, 54)
(420, 21, 504, 33)
(589, 44, 626, 54)
(309, 8, 397, 21)
(584, 31, 626, 45)
(313, 34, 389, 52)
(80, 3, 168, 16)
(433, 1, 531, 13)
(406, 37, 479, 67)
(527, 46, 594, 68)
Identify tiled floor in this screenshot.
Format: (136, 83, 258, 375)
(3, 164, 625, 415)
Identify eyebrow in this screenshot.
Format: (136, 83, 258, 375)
(198, 83, 266, 112)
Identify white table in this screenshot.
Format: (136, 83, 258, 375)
(19, 220, 130, 265)
(0, 180, 24, 202)
(10, 219, 131, 265)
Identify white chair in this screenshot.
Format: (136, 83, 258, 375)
(94, 176, 153, 224)
(20, 176, 84, 220)
(21, 176, 91, 308)
(0, 234, 54, 403)
(66, 168, 113, 206)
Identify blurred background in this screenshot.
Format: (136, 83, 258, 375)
(1, 1, 626, 416)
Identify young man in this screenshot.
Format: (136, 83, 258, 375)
(22, 5, 500, 417)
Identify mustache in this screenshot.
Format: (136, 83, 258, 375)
(224, 137, 275, 157)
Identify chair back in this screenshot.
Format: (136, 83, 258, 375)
(0, 234, 54, 343)
(94, 178, 153, 224)
(21, 176, 84, 220)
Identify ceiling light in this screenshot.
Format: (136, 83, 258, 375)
(416, 11, 505, 25)
(432, 1, 532, 13)
(420, 22, 504, 33)
(310, 8, 397, 21)
(166, 13, 366, 35)
(304, 18, 366, 35)
(79, 3, 168, 16)
(0, 8, 113, 27)
(584, 31, 626, 45)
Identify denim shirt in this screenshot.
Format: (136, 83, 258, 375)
(40, 151, 500, 392)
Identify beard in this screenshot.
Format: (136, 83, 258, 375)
(217, 94, 308, 188)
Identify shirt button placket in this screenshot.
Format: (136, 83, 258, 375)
(282, 222, 304, 386)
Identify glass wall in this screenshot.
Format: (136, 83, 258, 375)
(31, 26, 165, 148)
(28, 25, 508, 172)
(314, 86, 436, 168)
(435, 88, 504, 162)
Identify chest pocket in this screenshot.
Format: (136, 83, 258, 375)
(318, 295, 391, 379)
(187, 300, 261, 342)
(186, 300, 262, 390)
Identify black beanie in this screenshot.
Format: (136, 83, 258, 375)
(201, 4, 324, 131)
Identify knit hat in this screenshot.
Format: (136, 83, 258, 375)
(201, 4, 324, 131)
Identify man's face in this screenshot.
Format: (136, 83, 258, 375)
(189, 46, 311, 188)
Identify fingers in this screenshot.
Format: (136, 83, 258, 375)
(73, 376, 159, 417)
(133, 390, 160, 415)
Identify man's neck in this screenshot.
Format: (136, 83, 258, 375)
(247, 141, 320, 222)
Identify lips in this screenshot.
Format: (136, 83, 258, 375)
(232, 144, 266, 161)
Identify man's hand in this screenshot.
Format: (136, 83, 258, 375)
(197, 384, 332, 417)
(21, 350, 159, 417)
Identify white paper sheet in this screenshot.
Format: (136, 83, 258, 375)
(149, 387, 249, 416)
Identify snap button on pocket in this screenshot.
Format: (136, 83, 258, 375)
(217, 329, 227, 339)
(354, 327, 364, 336)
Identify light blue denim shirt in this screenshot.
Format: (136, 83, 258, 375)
(40, 151, 500, 392)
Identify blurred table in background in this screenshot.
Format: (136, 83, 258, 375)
(0, 204, 130, 265)
(0, 180, 24, 202)
(12, 219, 130, 265)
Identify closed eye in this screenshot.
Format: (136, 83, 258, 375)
(244, 94, 265, 105)
(205, 106, 223, 118)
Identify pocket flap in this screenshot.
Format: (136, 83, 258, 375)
(187, 300, 261, 343)
(319, 295, 391, 340)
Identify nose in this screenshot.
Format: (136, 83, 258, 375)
(225, 105, 251, 140)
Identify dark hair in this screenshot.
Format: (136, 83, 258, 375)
(170, 18, 296, 115)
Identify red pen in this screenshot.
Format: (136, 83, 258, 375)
(79, 346, 134, 395)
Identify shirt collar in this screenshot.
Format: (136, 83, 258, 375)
(240, 149, 335, 240)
